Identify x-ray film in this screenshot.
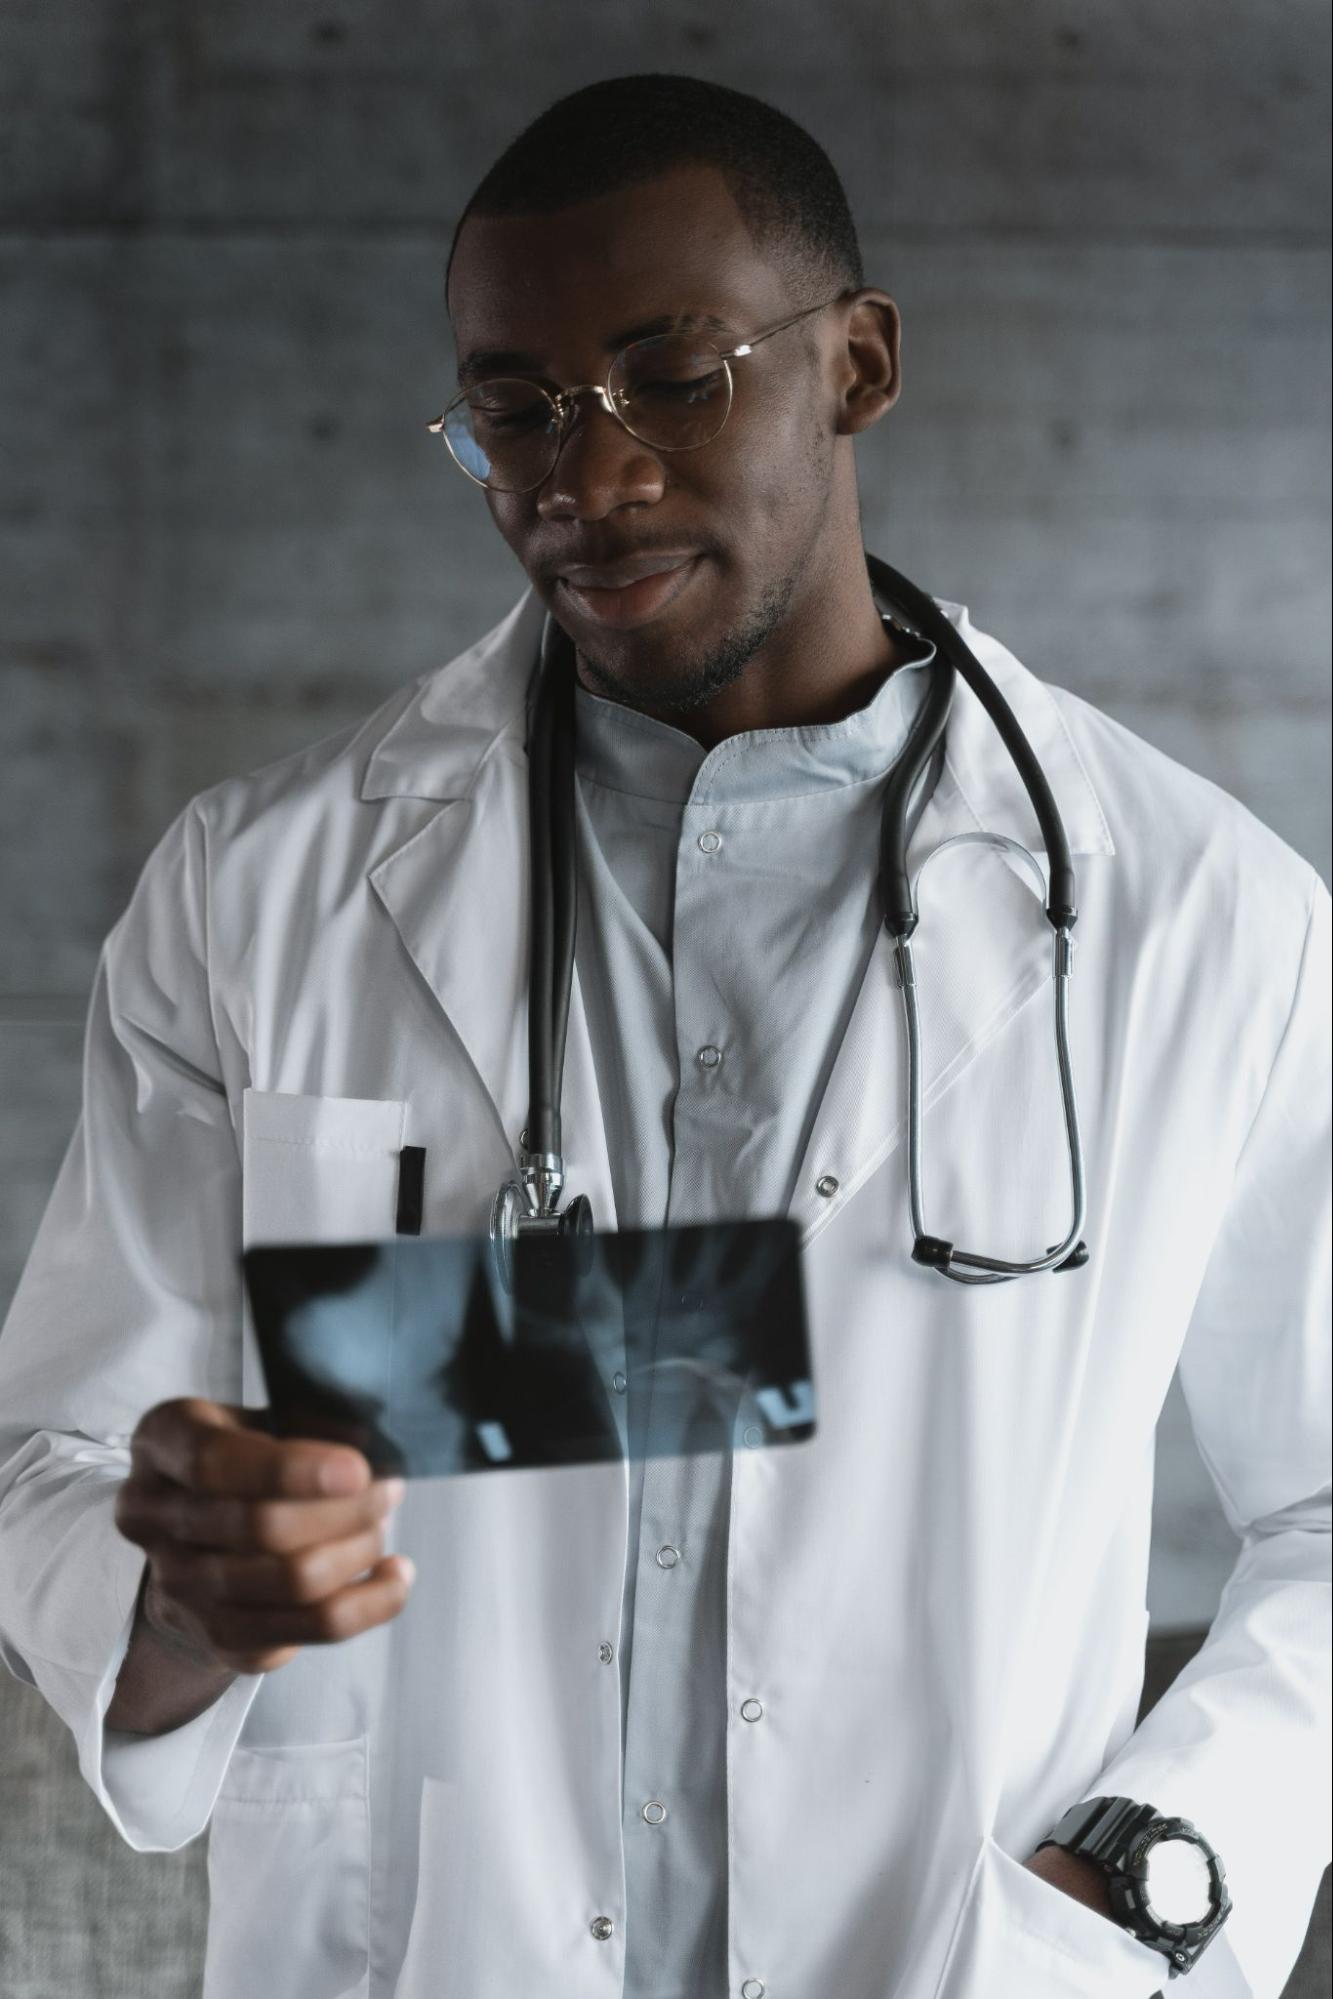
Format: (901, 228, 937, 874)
(241, 1219, 815, 1478)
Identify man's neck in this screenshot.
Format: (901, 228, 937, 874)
(580, 564, 909, 753)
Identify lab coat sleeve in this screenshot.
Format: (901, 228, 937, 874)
(1077, 872, 1332, 1999)
(0, 798, 263, 1853)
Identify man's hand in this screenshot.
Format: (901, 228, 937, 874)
(113, 1397, 413, 1676)
(1023, 1842, 1115, 1921)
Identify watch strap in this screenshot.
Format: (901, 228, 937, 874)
(1038, 1795, 1159, 1864)
(1036, 1795, 1232, 1980)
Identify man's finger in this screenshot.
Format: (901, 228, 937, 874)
(131, 1397, 370, 1498)
(150, 1522, 392, 1608)
(116, 1471, 403, 1556)
(200, 1556, 415, 1666)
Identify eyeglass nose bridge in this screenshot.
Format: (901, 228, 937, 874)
(547, 380, 632, 443)
(534, 380, 670, 489)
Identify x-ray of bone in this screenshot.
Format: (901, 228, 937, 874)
(242, 1217, 815, 1478)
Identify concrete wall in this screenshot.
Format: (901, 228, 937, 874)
(2, 0, 1328, 1695)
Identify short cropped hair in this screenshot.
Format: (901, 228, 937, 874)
(445, 73, 864, 307)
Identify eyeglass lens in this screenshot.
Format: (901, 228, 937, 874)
(443, 331, 733, 491)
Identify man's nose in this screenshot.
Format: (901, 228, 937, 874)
(535, 394, 667, 520)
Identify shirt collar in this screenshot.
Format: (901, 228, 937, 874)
(572, 620, 937, 807)
(360, 577, 1115, 876)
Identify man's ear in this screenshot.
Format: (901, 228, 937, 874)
(835, 291, 901, 437)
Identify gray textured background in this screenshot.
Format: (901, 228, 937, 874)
(1, 3, 1329, 1994)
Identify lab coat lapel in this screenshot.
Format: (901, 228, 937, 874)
(787, 759, 1054, 1244)
(361, 585, 1109, 1254)
(363, 588, 618, 1233)
(789, 606, 1115, 1245)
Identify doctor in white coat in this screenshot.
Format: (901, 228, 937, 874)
(1, 74, 1329, 1999)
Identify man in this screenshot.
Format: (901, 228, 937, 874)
(0, 73, 1328, 1999)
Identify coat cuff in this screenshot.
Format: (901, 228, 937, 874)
(1, 1452, 263, 1854)
(93, 1687, 264, 1852)
(91, 1563, 264, 1854)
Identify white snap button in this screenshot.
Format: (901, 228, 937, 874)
(612, 1370, 627, 1394)
(599, 1641, 614, 1664)
(698, 830, 723, 853)
(642, 1800, 668, 1824)
(696, 1045, 722, 1069)
(743, 1425, 764, 1448)
(741, 1980, 766, 1998)
(656, 1544, 681, 1568)
(815, 1174, 839, 1198)
(590, 1915, 614, 1940)
(740, 1698, 764, 1722)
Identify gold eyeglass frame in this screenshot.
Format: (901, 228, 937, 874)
(427, 289, 851, 492)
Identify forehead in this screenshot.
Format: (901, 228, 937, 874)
(448, 163, 792, 366)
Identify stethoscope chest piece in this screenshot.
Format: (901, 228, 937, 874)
(489, 1168, 594, 1295)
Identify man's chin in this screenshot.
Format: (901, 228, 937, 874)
(573, 639, 733, 716)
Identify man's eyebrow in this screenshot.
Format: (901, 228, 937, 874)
(456, 310, 733, 384)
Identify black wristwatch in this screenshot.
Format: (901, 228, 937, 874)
(1037, 1796, 1232, 1979)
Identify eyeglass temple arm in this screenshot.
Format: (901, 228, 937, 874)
(724, 291, 851, 359)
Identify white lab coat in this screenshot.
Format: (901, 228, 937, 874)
(0, 584, 1328, 1999)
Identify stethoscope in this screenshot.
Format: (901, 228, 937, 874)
(490, 551, 1089, 1285)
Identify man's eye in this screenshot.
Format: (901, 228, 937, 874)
(629, 372, 726, 403)
(475, 402, 550, 431)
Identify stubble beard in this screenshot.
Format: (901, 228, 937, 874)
(573, 561, 803, 717)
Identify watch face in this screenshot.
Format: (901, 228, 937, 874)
(1143, 1836, 1214, 1925)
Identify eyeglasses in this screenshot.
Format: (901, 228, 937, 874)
(427, 291, 849, 493)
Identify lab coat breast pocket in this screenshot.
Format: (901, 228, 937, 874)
(242, 1089, 408, 1248)
(203, 1735, 370, 1999)
(931, 1833, 1167, 1999)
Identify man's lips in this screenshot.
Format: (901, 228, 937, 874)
(559, 552, 699, 588)
(556, 554, 703, 630)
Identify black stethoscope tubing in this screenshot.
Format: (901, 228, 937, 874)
(869, 551, 1076, 934)
(510, 550, 1088, 1280)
